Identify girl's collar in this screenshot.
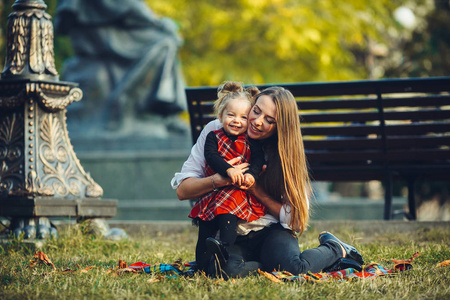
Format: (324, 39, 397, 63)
(221, 128, 243, 141)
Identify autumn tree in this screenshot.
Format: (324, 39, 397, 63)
(384, 0, 450, 78)
(149, 0, 406, 85)
(1, 0, 447, 86)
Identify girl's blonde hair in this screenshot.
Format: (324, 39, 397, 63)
(214, 81, 259, 119)
(257, 87, 311, 234)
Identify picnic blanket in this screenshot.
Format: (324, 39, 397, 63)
(259, 261, 411, 283)
(29, 251, 450, 282)
(259, 252, 422, 283)
(125, 255, 416, 282)
(126, 260, 196, 278)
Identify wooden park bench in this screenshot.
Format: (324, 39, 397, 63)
(185, 77, 450, 220)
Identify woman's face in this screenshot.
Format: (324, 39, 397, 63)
(247, 95, 277, 140)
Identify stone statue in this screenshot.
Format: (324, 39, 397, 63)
(54, 0, 187, 137)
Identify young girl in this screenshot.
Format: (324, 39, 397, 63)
(188, 81, 266, 272)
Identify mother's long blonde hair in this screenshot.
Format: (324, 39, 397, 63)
(257, 87, 311, 234)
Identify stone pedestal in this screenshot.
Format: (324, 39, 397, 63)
(0, 0, 117, 238)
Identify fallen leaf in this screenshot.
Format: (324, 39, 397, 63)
(436, 260, 450, 268)
(119, 259, 127, 269)
(116, 268, 138, 276)
(281, 270, 295, 277)
(30, 252, 56, 270)
(258, 269, 283, 284)
(79, 266, 96, 273)
(62, 269, 77, 274)
(390, 252, 420, 264)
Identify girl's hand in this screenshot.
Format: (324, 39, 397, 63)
(227, 167, 245, 186)
(226, 157, 249, 186)
(211, 155, 250, 189)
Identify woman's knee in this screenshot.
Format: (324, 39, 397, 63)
(260, 229, 302, 271)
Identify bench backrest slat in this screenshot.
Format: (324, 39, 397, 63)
(384, 123, 450, 135)
(302, 125, 382, 136)
(304, 138, 383, 149)
(386, 149, 450, 162)
(301, 111, 380, 123)
(385, 136, 450, 149)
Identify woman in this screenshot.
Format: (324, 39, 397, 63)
(172, 85, 364, 277)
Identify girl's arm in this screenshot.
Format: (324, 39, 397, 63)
(204, 131, 234, 177)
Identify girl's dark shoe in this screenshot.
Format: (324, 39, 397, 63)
(318, 231, 364, 265)
(323, 257, 363, 272)
(205, 237, 229, 269)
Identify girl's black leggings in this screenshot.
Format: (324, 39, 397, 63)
(195, 214, 238, 271)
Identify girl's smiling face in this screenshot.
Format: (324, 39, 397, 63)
(220, 97, 251, 136)
(247, 95, 277, 140)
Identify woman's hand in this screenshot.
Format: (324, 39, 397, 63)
(237, 173, 255, 191)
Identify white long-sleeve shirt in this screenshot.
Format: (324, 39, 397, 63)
(171, 119, 292, 235)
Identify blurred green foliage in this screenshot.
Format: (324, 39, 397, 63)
(0, 0, 448, 86)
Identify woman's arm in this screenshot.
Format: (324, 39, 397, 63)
(177, 157, 249, 200)
(250, 184, 282, 219)
(176, 173, 229, 200)
(171, 120, 222, 189)
(250, 185, 297, 230)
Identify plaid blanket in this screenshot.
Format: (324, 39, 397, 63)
(126, 261, 408, 281)
(31, 250, 447, 282)
(259, 261, 413, 283)
(126, 254, 418, 282)
(127, 261, 196, 278)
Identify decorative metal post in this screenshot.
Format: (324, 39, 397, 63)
(0, 0, 117, 238)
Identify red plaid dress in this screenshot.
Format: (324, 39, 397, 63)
(189, 129, 267, 222)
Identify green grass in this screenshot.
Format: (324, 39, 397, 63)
(1, 223, 449, 300)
